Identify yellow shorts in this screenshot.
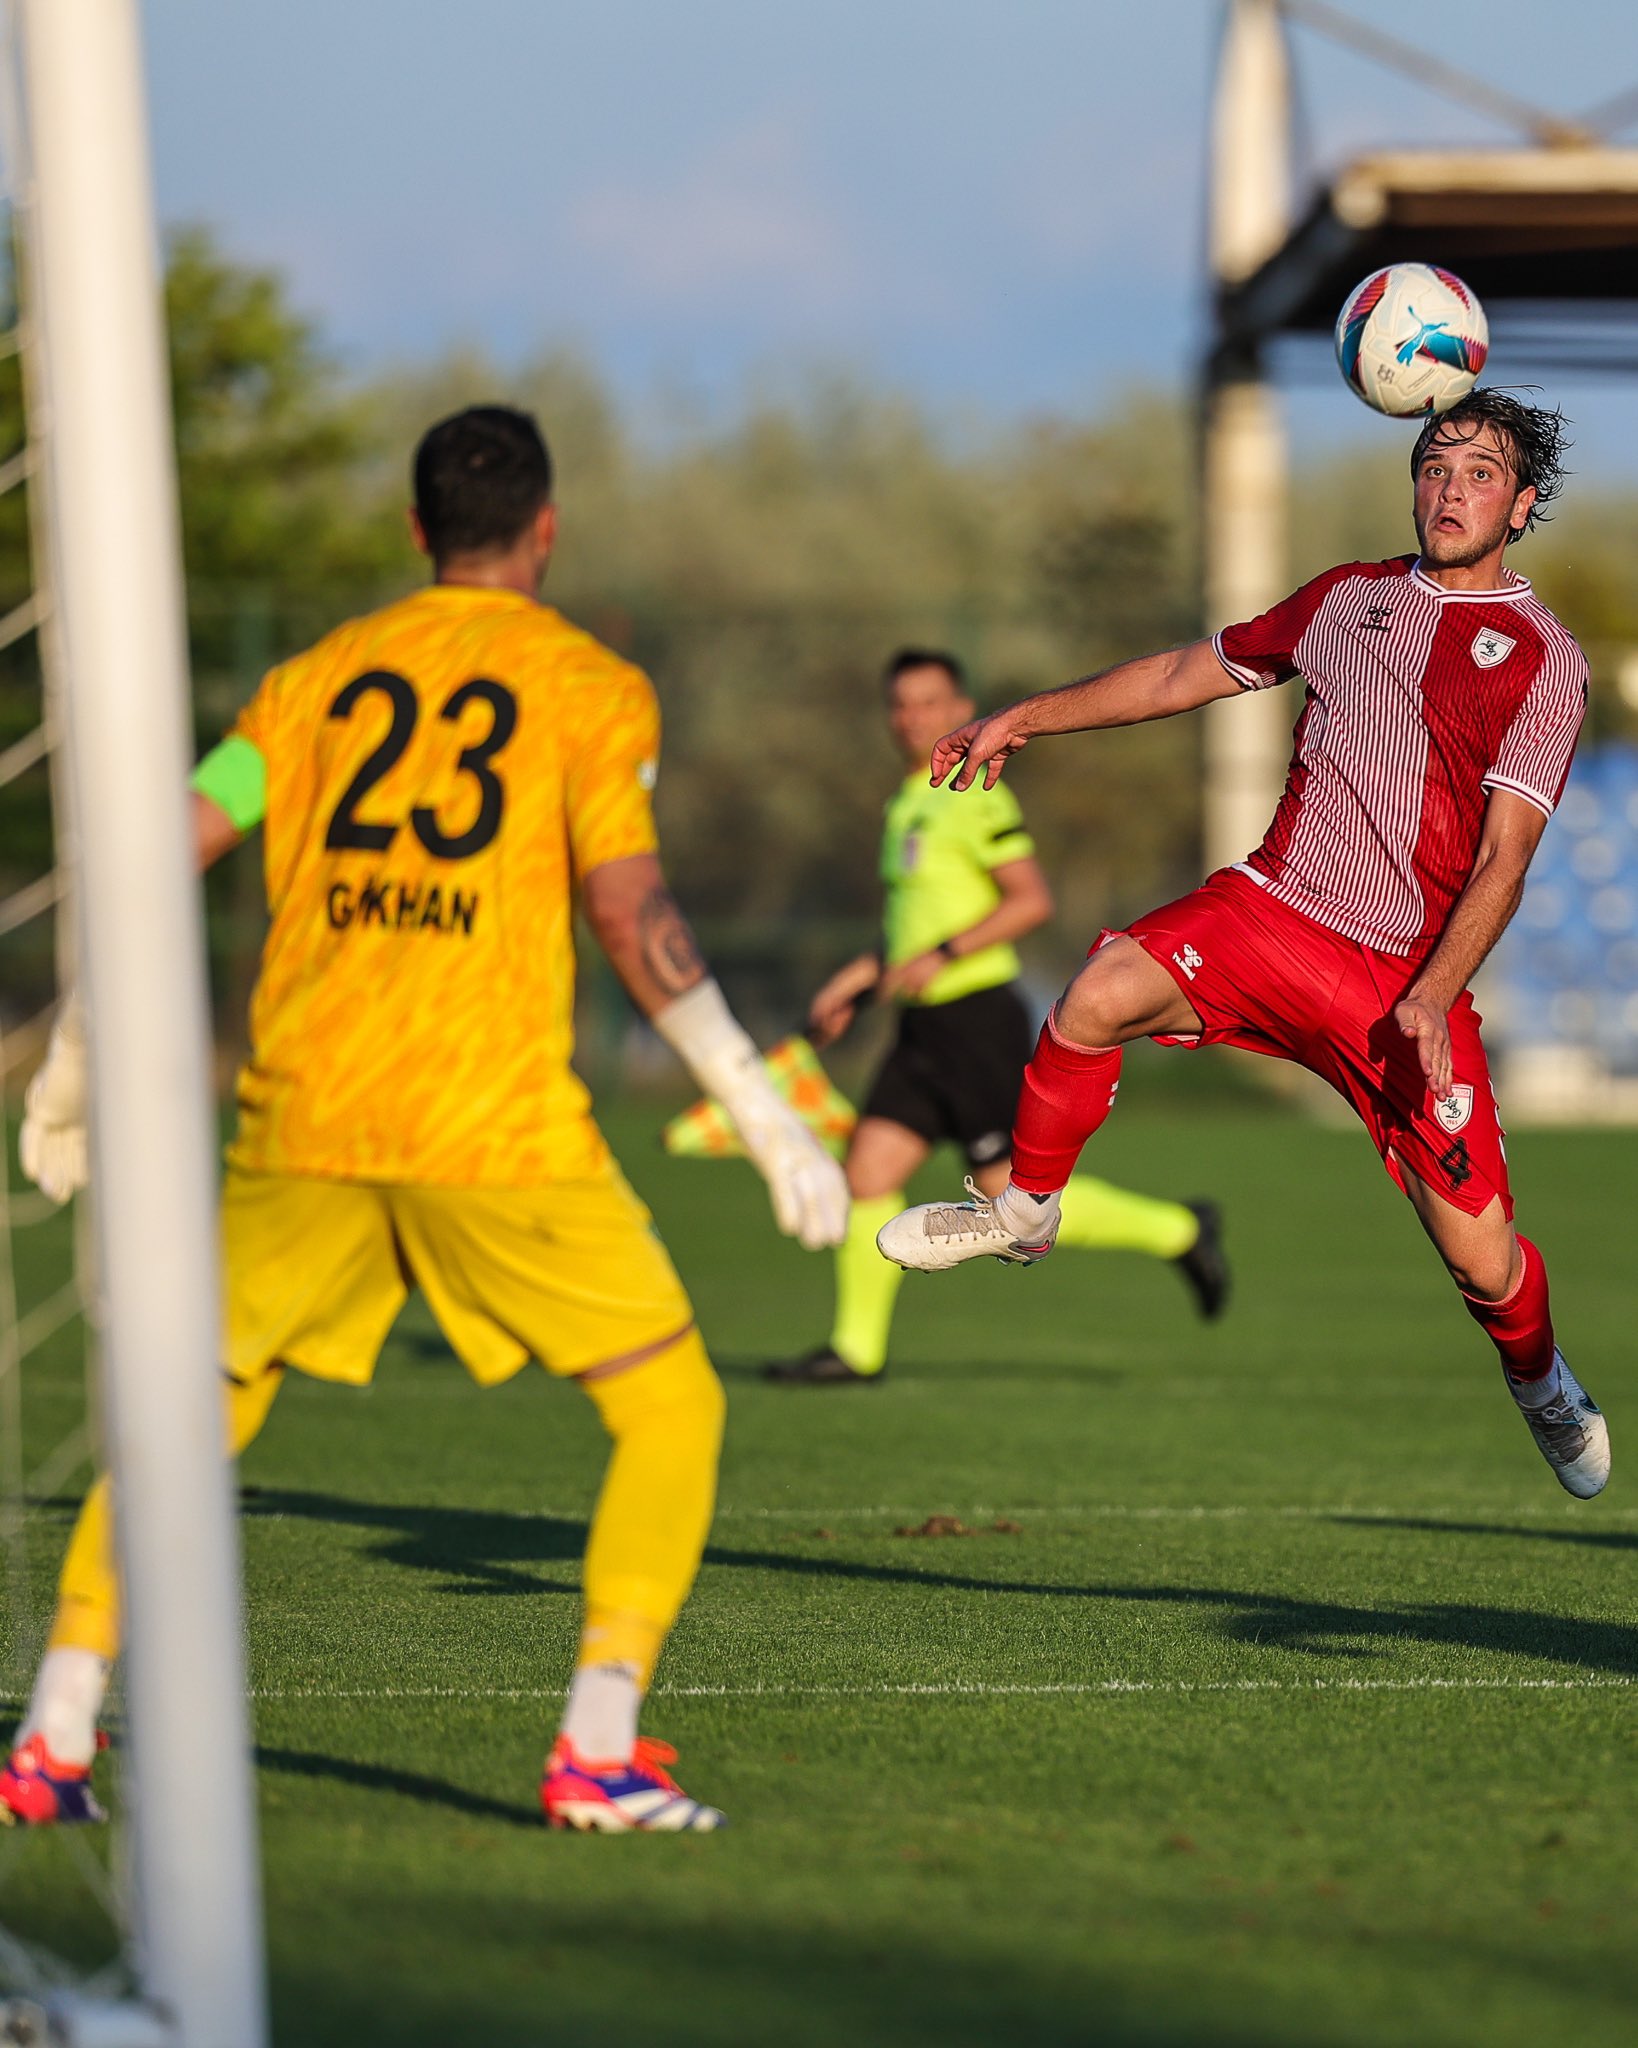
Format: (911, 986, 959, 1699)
(220, 1162, 695, 1389)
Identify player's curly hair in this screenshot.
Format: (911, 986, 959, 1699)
(1409, 389, 1571, 544)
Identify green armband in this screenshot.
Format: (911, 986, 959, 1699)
(190, 734, 267, 833)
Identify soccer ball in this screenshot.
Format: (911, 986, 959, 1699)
(1334, 264, 1489, 418)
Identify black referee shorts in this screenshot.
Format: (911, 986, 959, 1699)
(859, 981, 1036, 1167)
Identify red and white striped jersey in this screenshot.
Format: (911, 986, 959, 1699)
(1213, 556, 1587, 957)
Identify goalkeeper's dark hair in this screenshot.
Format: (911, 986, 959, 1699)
(1410, 389, 1570, 544)
(413, 405, 553, 559)
(883, 647, 967, 692)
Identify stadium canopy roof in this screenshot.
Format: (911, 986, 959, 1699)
(1215, 148, 1638, 375)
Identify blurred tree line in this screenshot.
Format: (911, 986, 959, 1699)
(4, 230, 1638, 1067)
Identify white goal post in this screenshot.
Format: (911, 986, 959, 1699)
(13, 1, 267, 2043)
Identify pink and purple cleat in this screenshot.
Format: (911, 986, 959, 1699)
(541, 1734, 724, 1833)
(0, 1732, 107, 1827)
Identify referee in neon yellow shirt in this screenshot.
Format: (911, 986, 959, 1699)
(766, 649, 1228, 1385)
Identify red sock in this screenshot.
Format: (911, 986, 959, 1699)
(1462, 1235, 1555, 1380)
(1008, 1012, 1123, 1195)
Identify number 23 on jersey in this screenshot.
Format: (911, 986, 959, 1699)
(325, 669, 519, 858)
(322, 669, 519, 937)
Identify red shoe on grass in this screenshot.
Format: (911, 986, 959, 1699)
(0, 1732, 106, 1826)
(541, 1734, 724, 1833)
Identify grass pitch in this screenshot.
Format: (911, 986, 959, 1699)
(5, 1096, 1637, 2045)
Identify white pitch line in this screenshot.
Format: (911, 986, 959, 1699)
(250, 1675, 1636, 1703)
(301, 1501, 1638, 1525)
(707, 1502, 1638, 1523)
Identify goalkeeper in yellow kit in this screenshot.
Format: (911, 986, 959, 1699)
(4, 405, 846, 1834)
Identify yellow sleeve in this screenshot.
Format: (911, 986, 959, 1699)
(563, 660, 662, 878)
(231, 660, 290, 760)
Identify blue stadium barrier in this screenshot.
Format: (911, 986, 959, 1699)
(1492, 743, 1638, 1075)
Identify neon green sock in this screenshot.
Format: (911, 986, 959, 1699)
(829, 1192, 905, 1374)
(1056, 1175, 1198, 1261)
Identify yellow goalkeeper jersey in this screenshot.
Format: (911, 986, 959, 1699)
(223, 585, 660, 1187)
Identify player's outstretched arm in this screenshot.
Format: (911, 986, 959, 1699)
(581, 853, 849, 1250)
(19, 789, 251, 1205)
(1394, 789, 1549, 1101)
(933, 638, 1238, 791)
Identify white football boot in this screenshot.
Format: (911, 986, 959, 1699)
(1507, 1351, 1610, 1499)
(876, 1176, 1059, 1273)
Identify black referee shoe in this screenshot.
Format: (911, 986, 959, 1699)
(762, 1347, 885, 1386)
(1173, 1202, 1229, 1320)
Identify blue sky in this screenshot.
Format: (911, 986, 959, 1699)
(143, 0, 1638, 463)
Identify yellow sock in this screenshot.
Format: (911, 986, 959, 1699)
(576, 1327, 725, 1688)
(48, 1475, 120, 1661)
(828, 1191, 904, 1374)
(47, 1366, 285, 1662)
(1056, 1176, 1198, 1261)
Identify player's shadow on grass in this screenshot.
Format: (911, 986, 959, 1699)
(242, 1485, 587, 1598)
(244, 1486, 1638, 1678)
(1165, 1585, 1638, 1674)
(713, 1353, 1130, 1387)
(272, 1898, 1308, 2048)
(256, 1743, 539, 1828)
(1332, 1513, 1638, 1555)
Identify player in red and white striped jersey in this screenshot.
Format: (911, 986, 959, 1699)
(880, 390, 1609, 1499)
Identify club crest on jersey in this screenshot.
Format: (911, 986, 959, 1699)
(1434, 1083, 1474, 1134)
(1471, 628, 1516, 669)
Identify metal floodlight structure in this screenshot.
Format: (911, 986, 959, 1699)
(1202, 0, 1638, 870)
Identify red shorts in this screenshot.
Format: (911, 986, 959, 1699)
(1120, 868, 1512, 1220)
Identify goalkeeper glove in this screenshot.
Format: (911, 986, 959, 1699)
(20, 995, 89, 1205)
(652, 981, 849, 1250)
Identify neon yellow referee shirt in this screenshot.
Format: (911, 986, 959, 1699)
(880, 771, 1035, 1006)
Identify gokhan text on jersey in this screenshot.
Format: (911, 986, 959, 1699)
(326, 873, 480, 935)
